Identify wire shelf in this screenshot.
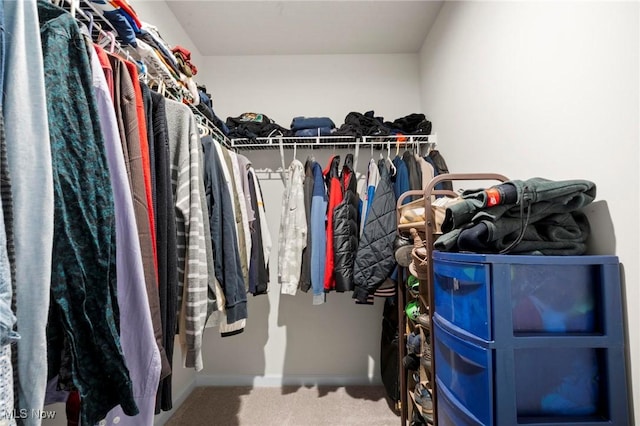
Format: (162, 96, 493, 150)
(230, 134, 437, 150)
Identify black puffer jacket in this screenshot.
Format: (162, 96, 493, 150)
(333, 154, 360, 292)
(352, 160, 397, 303)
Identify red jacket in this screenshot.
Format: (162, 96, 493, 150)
(323, 155, 342, 291)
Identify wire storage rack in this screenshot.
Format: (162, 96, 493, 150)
(230, 134, 437, 151)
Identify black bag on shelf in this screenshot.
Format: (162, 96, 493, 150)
(226, 112, 292, 140)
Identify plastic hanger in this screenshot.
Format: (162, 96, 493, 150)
(87, 12, 94, 37)
(386, 142, 397, 176)
(70, 0, 78, 17)
(309, 143, 315, 163)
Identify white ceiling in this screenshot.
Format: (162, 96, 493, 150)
(165, 1, 444, 56)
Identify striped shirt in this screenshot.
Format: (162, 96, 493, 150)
(165, 100, 210, 371)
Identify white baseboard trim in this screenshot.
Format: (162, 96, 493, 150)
(153, 377, 197, 426)
(195, 374, 381, 387)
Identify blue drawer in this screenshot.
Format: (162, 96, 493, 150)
(434, 318, 493, 425)
(437, 377, 484, 426)
(513, 347, 601, 418)
(433, 252, 613, 340)
(509, 263, 598, 335)
(433, 260, 492, 341)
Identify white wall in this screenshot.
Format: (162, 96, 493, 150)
(419, 0, 639, 420)
(194, 53, 423, 386)
(198, 53, 422, 128)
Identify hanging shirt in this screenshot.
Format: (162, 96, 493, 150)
(148, 90, 180, 413)
(4, 0, 55, 418)
(230, 151, 252, 284)
(201, 135, 245, 321)
(309, 161, 327, 305)
(360, 159, 381, 236)
(278, 159, 307, 295)
(249, 167, 272, 294)
(299, 159, 314, 293)
(38, 3, 136, 423)
(91, 46, 161, 426)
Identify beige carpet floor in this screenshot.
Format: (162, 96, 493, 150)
(165, 385, 400, 426)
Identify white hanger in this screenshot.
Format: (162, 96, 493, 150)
(386, 142, 396, 176)
(70, 0, 78, 17)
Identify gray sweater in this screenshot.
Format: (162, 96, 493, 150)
(165, 100, 210, 371)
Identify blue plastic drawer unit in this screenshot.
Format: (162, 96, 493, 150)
(431, 251, 629, 426)
(437, 378, 483, 426)
(433, 260, 492, 340)
(435, 317, 611, 425)
(432, 252, 622, 342)
(434, 319, 493, 425)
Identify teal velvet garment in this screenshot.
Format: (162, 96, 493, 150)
(37, 1, 137, 424)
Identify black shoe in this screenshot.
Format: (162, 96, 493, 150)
(403, 353, 419, 371)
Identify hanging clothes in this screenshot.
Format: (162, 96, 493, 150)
(359, 158, 381, 236)
(392, 155, 410, 203)
(229, 151, 252, 289)
(236, 155, 255, 223)
(148, 90, 180, 412)
(309, 161, 327, 305)
(323, 155, 341, 292)
(201, 136, 247, 325)
(199, 142, 225, 332)
(124, 60, 159, 283)
(402, 150, 422, 192)
(415, 153, 435, 191)
(108, 53, 167, 376)
(196, 142, 218, 332)
(164, 99, 210, 371)
(91, 46, 160, 426)
(332, 154, 360, 292)
(299, 158, 314, 293)
(0, 129, 16, 426)
(4, 0, 54, 417)
(221, 149, 250, 291)
(248, 165, 272, 296)
(278, 159, 307, 295)
(0, 112, 18, 420)
(246, 169, 262, 295)
(210, 143, 246, 337)
(353, 160, 398, 303)
(38, 2, 137, 424)
(425, 149, 454, 194)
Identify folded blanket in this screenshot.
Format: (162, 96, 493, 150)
(291, 116, 335, 131)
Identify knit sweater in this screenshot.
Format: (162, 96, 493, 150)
(165, 100, 209, 371)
